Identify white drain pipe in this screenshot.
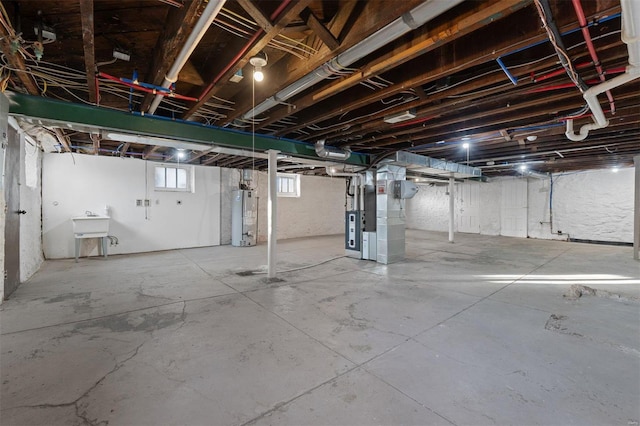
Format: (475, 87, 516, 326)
(148, 0, 226, 114)
(566, 0, 640, 141)
(241, 0, 464, 121)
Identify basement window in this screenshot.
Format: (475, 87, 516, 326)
(277, 173, 300, 198)
(155, 166, 191, 192)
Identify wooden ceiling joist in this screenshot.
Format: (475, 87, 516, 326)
(236, 0, 273, 33)
(79, 0, 97, 104)
(301, 7, 339, 50)
(140, 0, 208, 112)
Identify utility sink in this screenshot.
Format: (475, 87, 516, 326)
(72, 215, 110, 238)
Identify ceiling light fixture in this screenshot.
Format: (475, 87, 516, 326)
(611, 166, 619, 173)
(462, 142, 470, 149)
(526, 135, 538, 141)
(519, 164, 528, 172)
(383, 109, 416, 124)
(249, 52, 267, 82)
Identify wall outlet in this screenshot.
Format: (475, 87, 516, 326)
(144, 199, 150, 206)
(136, 199, 143, 207)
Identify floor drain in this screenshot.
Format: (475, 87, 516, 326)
(236, 271, 256, 276)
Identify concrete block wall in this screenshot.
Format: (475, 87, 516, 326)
(407, 167, 635, 243)
(254, 172, 345, 242)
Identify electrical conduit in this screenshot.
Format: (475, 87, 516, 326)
(566, 0, 640, 141)
(147, 0, 226, 114)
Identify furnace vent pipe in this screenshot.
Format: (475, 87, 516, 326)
(565, 0, 640, 141)
(148, 0, 226, 114)
(241, 0, 464, 121)
(315, 139, 351, 160)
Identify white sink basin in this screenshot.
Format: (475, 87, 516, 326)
(72, 215, 110, 238)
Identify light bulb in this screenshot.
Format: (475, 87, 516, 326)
(177, 150, 185, 159)
(519, 164, 527, 171)
(462, 142, 469, 149)
(611, 166, 619, 173)
(254, 68, 264, 82)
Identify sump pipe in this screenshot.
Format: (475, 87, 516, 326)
(148, 0, 226, 114)
(565, 0, 640, 141)
(241, 0, 464, 121)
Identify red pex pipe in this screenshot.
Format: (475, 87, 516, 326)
(535, 61, 592, 83)
(98, 72, 198, 101)
(572, 0, 616, 114)
(528, 67, 625, 93)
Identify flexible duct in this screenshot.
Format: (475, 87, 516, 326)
(565, 0, 640, 141)
(241, 0, 464, 120)
(315, 139, 351, 160)
(148, 0, 226, 114)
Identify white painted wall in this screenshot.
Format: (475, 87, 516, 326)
(20, 135, 43, 281)
(528, 168, 634, 242)
(42, 154, 221, 259)
(407, 167, 635, 243)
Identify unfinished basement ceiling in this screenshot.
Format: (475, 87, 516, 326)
(1, 0, 638, 176)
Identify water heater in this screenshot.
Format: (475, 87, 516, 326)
(231, 189, 257, 246)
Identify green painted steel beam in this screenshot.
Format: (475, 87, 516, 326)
(7, 92, 369, 166)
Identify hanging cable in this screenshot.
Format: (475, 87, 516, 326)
(534, 0, 589, 93)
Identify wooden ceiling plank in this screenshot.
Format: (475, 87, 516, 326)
(140, 0, 208, 112)
(182, 0, 314, 119)
(53, 129, 72, 153)
(79, 0, 97, 103)
(143, 145, 160, 160)
(275, 4, 623, 139)
(256, 0, 530, 133)
(185, 148, 214, 163)
(121, 142, 131, 157)
(236, 0, 273, 33)
(311, 50, 630, 144)
(301, 7, 339, 51)
(220, 0, 423, 124)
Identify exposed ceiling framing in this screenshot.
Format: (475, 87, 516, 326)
(0, 0, 637, 177)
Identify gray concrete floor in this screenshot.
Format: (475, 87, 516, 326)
(1, 230, 639, 426)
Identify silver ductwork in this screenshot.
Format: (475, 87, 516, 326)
(241, 0, 464, 120)
(315, 139, 351, 160)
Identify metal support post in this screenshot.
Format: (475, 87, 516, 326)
(634, 155, 639, 260)
(448, 174, 455, 243)
(267, 149, 279, 278)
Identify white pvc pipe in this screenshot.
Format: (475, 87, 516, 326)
(148, 0, 226, 114)
(448, 175, 454, 243)
(267, 149, 279, 279)
(566, 0, 640, 141)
